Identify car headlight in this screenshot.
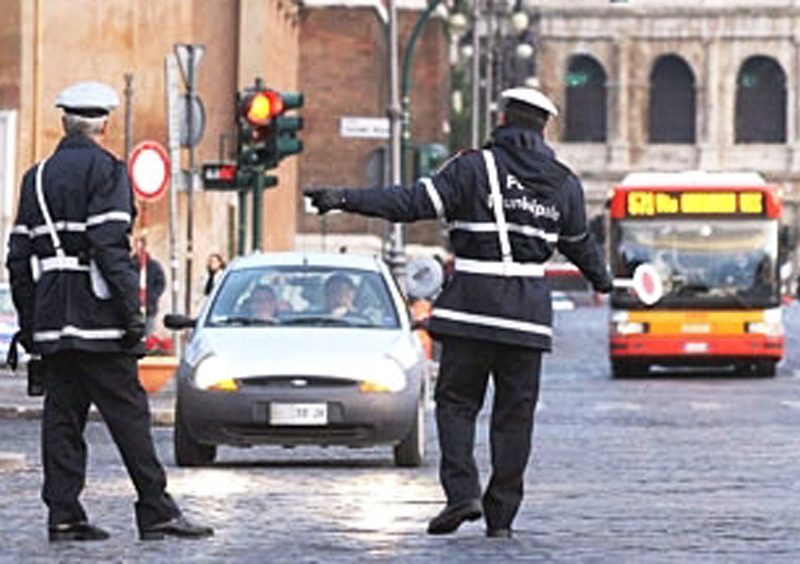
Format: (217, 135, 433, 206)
(193, 355, 239, 391)
(357, 357, 407, 393)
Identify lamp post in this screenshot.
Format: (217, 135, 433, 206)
(452, 0, 536, 145)
(386, 0, 448, 287)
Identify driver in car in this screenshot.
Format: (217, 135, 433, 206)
(324, 274, 357, 319)
(247, 285, 279, 322)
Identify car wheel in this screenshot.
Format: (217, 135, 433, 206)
(393, 391, 425, 468)
(174, 400, 216, 467)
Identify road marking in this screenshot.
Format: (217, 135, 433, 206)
(593, 401, 642, 412)
(779, 400, 800, 410)
(688, 401, 723, 411)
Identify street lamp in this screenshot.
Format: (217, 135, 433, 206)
(450, 0, 537, 147)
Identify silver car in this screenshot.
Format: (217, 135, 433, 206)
(165, 252, 429, 467)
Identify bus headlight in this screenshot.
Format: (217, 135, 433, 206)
(612, 321, 648, 335)
(746, 321, 783, 337)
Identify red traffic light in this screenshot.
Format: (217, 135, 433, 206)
(245, 90, 284, 126)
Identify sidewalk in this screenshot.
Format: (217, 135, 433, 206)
(0, 368, 176, 426)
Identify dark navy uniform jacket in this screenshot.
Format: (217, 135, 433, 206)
(342, 125, 610, 351)
(7, 134, 144, 356)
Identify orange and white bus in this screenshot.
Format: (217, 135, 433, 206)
(607, 171, 790, 378)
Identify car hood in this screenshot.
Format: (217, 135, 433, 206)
(184, 327, 423, 381)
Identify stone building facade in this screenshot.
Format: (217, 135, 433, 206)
(530, 0, 800, 229)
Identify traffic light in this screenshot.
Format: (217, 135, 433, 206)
(235, 78, 303, 174)
(236, 81, 282, 175)
(264, 91, 303, 169)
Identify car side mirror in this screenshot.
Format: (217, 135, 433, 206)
(163, 313, 196, 330)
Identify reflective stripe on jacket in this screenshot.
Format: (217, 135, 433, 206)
(6, 134, 143, 356)
(342, 125, 609, 350)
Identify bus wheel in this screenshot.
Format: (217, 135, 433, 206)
(611, 360, 648, 379)
(754, 360, 777, 378)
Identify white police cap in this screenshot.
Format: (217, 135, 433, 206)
(55, 81, 120, 114)
(500, 87, 558, 117)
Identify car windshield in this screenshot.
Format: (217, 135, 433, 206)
(205, 265, 400, 329)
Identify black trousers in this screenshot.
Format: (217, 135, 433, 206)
(435, 336, 542, 529)
(41, 350, 180, 530)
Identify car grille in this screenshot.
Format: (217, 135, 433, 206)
(222, 424, 376, 443)
(238, 376, 358, 389)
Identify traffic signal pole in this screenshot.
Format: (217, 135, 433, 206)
(252, 166, 265, 251)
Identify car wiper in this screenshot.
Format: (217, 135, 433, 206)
(210, 316, 277, 326)
(280, 316, 354, 327)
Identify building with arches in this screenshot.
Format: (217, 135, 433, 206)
(532, 0, 800, 228)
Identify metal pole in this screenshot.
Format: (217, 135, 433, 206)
(400, 0, 445, 186)
(184, 46, 196, 315)
(165, 54, 182, 357)
(124, 73, 133, 161)
(237, 189, 247, 255)
(471, 0, 481, 147)
(252, 168, 264, 251)
(485, 0, 494, 134)
(387, 0, 406, 287)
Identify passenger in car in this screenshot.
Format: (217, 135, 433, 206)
(324, 274, 357, 318)
(247, 285, 278, 322)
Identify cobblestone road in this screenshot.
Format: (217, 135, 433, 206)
(2, 303, 800, 562)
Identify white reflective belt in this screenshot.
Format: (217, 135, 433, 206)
(432, 307, 553, 337)
(87, 210, 132, 227)
(450, 220, 559, 243)
(39, 256, 90, 273)
(420, 177, 445, 219)
(454, 257, 544, 277)
(34, 325, 125, 342)
(482, 150, 513, 263)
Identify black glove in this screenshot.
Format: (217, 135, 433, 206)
(17, 329, 33, 353)
(121, 313, 146, 349)
(303, 188, 346, 214)
(593, 270, 614, 294)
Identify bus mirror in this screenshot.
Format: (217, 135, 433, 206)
(613, 263, 663, 305)
(780, 224, 797, 251)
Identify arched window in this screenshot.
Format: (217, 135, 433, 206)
(735, 56, 786, 143)
(648, 55, 696, 143)
(564, 55, 607, 142)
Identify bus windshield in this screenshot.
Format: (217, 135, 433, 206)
(612, 218, 780, 308)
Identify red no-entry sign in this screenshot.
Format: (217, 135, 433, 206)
(128, 141, 170, 201)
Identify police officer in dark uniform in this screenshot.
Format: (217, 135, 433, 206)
(305, 87, 612, 538)
(7, 81, 213, 542)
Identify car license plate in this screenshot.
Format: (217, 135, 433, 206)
(684, 342, 709, 353)
(270, 403, 328, 426)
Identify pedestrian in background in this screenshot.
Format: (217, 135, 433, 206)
(133, 237, 166, 336)
(306, 87, 612, 538)
(204, 252, 226, 296)
(6, 80, 213, 542)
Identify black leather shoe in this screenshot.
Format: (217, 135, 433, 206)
(486, 528, 513, 539)
(427, 499, 483, 535)
(48, 522, 110, 542)
(139, 515, 214, 541)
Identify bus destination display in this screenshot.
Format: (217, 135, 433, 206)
(627, 191, 764, 217)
